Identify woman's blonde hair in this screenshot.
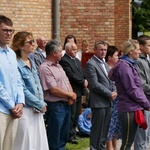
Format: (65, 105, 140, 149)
(11, 31, 33, 58)
(122, 39, 139, 55)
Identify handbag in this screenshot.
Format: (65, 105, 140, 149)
(134, 110, 147, 130)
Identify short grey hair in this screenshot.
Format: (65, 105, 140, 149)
(94, 41, 108, 49)
(45, 39, 61, 55)
(65, 42, 76, 52)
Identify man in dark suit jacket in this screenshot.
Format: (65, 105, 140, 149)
(59, 42, 88, 144)
(85, 41, 117, 150)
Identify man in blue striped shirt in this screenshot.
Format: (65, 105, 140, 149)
(0, 15, 24, 150)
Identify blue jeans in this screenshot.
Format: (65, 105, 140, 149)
(45, 101, 71, 150)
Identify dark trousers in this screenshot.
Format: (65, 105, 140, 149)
(69, 97, 82, 140)
(90, 107, 112, 150)
(119, 112, 138, 150)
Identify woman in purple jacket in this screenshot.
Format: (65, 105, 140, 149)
(109, 39, 150, 150)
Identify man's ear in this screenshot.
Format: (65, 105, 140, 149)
(52, 51, 57, 56)
(139, 44, 143, 50)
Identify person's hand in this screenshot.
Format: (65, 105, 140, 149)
(68, 92, 77, 105)
(69, 92, 77, 101)
(11, 103, 24, 119)
(68, 99, 75, 105)
(40, 105, 47, 113)
(83, 79, 88, 88)
(110, 92, 117, 101)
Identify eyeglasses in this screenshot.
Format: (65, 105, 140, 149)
(24, 39, 35, 45)
(2, 28, 15, 34)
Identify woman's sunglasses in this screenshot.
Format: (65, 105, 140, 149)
(24, 39, 35, 45)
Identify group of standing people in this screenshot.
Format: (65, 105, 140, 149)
(1, 14, 150, 150)
(85, 36, 150, 150)
(108, 38, 150, 150)
(0, 15, 86, 150)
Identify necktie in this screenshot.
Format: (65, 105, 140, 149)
(146, 55, 150, 67)
(101, 61, 108, 76)
(72, 58, 78, 68)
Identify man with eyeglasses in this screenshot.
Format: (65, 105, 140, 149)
(85, 41, 117, 150)
(0, 15, 24, 150)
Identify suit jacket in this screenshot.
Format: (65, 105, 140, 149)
(29, 47, 45, 69)
(59, 54, 85, 97)
(85, 56, 116, 108)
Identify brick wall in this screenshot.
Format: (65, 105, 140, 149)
(0, 0, 131, 50)
(0, 0, 52, 41)
(60, 0, 132, 50)
(114, 0, 132, 50)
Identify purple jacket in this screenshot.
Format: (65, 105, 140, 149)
(109, 59, 150, 112)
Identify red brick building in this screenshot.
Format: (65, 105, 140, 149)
(0, 0, 132, 50)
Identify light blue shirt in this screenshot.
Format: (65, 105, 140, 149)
(0, 46, 25, 114)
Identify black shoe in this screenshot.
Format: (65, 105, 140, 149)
(74, 136, 82, 140)
(71, 139, 78, 144)
(68, 139, 78, 144)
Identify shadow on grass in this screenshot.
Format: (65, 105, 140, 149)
(65, 137, 90, 150)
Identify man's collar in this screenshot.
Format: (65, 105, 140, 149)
(93, 55, 105, 63)
(139, 53, 147, 59)
(0, 45, 10, 52)
(37, 47, 43, 52)
(65, 53, 75, 59)
(44, 59, 59, 66)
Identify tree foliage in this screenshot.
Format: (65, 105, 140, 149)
(132, 0, 150, 38)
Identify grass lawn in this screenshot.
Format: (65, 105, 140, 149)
(65, 137, 90, 150)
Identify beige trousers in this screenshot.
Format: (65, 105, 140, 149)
(0, 112, 18, 150)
